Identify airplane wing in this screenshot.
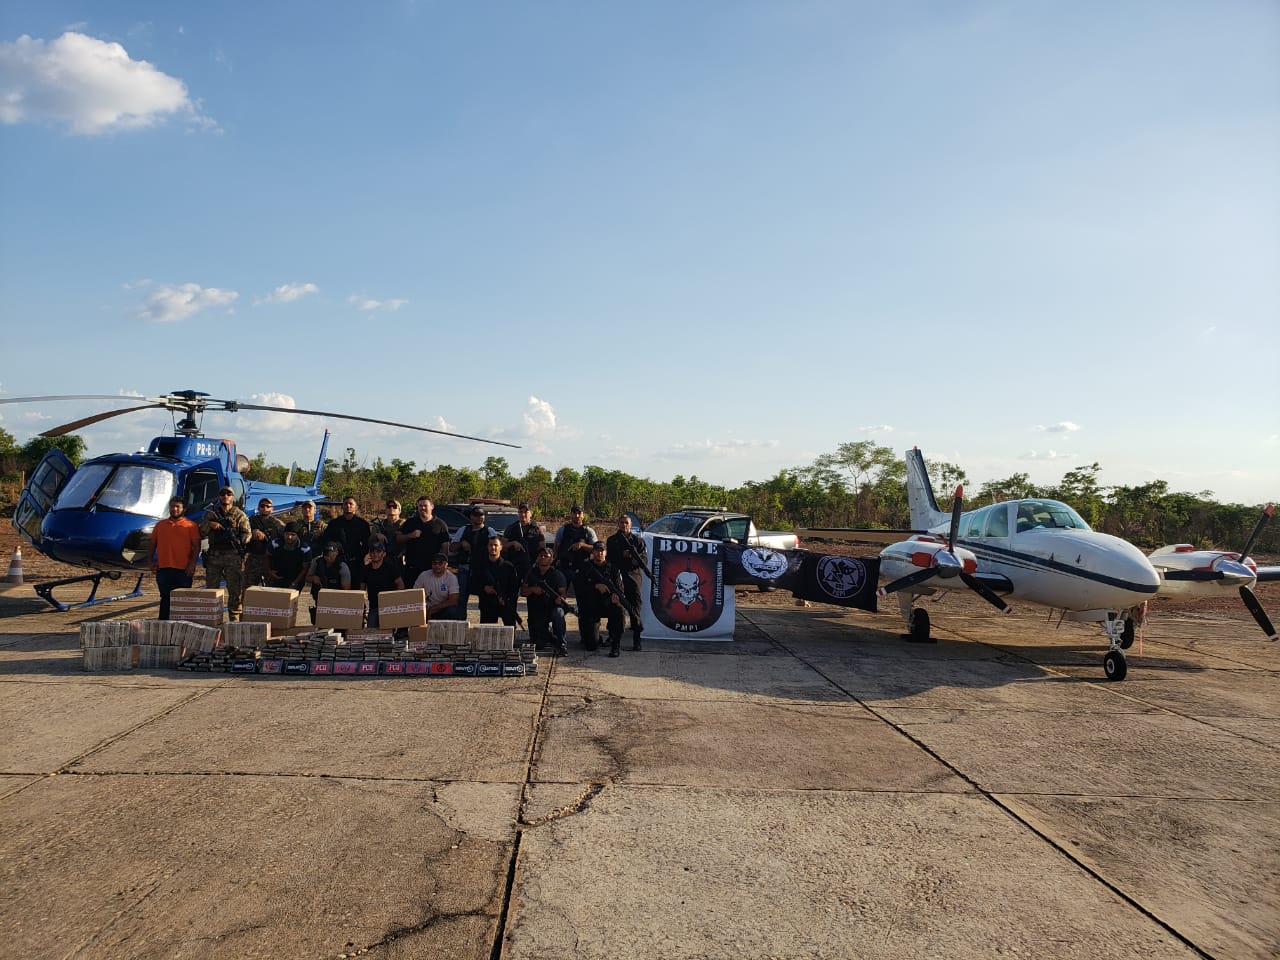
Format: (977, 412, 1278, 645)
(1255, 566, 1280, 583)
(795, 527, 924, 545)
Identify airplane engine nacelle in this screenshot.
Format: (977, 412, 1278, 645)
(880, 535, 977, 586)
(1149, 545, 1258, 598)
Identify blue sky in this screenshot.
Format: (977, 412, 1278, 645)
(1, 1, 1277, 505)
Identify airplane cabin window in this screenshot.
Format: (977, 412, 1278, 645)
(985, 505, 1009, 538)
(962, 509, 986, 539)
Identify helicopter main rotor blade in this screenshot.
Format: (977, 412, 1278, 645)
(0, 395, 149, 405)
(40, 404, 165, 437)
(221, 402, 521, 449)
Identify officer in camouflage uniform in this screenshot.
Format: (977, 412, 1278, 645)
(293, 500, 328, 562)
(245, 497, 285, 588)
(199, 486, 252, 619)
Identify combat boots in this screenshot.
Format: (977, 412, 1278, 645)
(632, 629, 642, 652)
(608, 634, 621, 658)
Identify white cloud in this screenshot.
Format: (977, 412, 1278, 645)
(484, 397, 578, 456)
(605, 445, 641, 459)
(255, 282, 318, 305)
(233, 392, 300, 433)
(349, 295, 408, 312)
(858, 424, 895, 434)
(1020, 449, 1071, 461)
(138, 282, 238, 322)
(428, 415, 457, 434)
(656, 438, 781, 461)
(0, 31, 211, 134)
(1033, 421, 1081, 434)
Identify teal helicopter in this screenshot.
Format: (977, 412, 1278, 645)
(1, 390, 517, 610)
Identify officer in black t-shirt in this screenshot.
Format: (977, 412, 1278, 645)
(399, 497, 451, 587)
(502, 502, 546, 581)
(555, 503, 597, 583)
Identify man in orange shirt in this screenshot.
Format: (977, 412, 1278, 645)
(152, 496, 201, 619)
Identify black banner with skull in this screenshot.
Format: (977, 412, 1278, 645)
(639, 533, 735, 641)
(793, 554, 880, 611)
(721, 543, 806, 592)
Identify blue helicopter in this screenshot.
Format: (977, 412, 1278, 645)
(1, 389, 517, 610)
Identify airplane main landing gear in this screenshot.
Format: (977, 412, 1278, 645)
(905, 608, 934, 644)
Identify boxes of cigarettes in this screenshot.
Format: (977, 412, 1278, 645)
(377, 588, 426, 628)
(314, 589, 367, 630)
(169, 588, 228, 626)
(241, 586, 300, 631)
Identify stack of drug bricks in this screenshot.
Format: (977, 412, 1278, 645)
(82, 619, 221, 671)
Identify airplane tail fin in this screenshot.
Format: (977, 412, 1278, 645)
(906, 447, 948, 531)
(309, 430, 330, 494)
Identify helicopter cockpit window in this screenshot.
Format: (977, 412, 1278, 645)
(56, 464, 115, 510)
(97, 466, 175, 516)
(56, 464, 174, 517)
(185, 471, 220, 512)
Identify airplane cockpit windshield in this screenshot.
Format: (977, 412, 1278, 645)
(55, 463, 176, 517)
(1014, 499, 1090, 534)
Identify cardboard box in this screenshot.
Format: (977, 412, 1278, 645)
(170, 588, 228, 626)
(241, 586, 299, 631)
(377, 588, 426, 628)
(314, 589, 367, 630)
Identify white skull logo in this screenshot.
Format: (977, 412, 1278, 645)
(672, 569, 704, 608)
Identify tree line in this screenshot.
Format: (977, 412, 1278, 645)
(1, 430, 1274, 554)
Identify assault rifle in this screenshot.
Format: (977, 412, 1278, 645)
(576, 561, 638, 622)
(611, 531, 652, 580)
(525, 568, 578, 616)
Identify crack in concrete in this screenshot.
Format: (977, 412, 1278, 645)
(518, 781, 606, 828)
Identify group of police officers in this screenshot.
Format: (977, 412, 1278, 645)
(159, 490, 649, 659)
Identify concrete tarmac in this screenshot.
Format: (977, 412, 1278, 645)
(1, 587, 1276, 959)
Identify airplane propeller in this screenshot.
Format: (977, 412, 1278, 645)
(0, 390, 520, 448)
(1235, 504, 1276, 640)
(879, 485, 1012, 613)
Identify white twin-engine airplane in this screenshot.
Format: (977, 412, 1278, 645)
(799, 448, 1278, 682)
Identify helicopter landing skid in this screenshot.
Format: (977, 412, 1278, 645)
(34, 572, 146, 612)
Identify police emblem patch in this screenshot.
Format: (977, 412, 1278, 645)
(816, 555, 867, 599)
(740, 547, 787, 580)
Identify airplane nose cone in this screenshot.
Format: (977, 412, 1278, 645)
(1101, 536, 1162, 595)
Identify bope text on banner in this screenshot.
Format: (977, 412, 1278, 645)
(639, 533, 735, 641)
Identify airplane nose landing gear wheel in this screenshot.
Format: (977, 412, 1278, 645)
(1104, 650, 1127, 681)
